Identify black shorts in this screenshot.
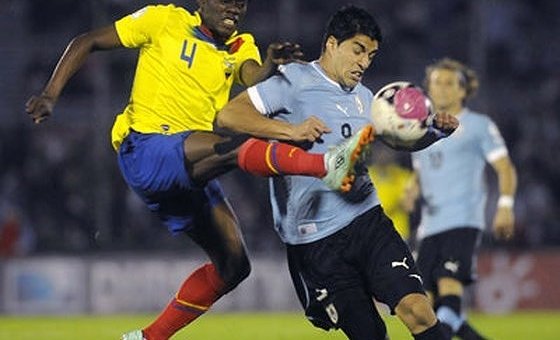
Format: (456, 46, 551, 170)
(416, 227, 482, 293)
(286, 206, 425, 330)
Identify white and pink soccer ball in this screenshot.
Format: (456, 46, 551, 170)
(371, 81, 435, 149)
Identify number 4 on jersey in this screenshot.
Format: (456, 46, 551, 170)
(181, 40, 198, 68)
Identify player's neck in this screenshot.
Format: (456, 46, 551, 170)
(437, 103, 463, 116)
(317, 58, 339, 85)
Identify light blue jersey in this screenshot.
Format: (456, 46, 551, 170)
(411, 109, 508, 239)
(247, 61, 381, 245)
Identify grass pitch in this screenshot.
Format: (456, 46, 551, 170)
(0, 311, 558, 339)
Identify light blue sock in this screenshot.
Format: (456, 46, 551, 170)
(437, 306, 462, 332)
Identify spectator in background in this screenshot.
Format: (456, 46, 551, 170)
(0, 210, 20, 257)
(0, 206, 35, 257)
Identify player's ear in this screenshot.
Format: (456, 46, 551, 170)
(458, 85, 467, 102)
(326, 36, 338, 51)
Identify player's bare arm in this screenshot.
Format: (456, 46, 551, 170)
(25, 25, 122, 124)
(239, 42, 303, 86)
(491, 155, 518, 240)
(216, 91, 330, 142)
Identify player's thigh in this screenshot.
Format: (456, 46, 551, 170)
(183, 131, 249, 163)
(434, 227, 481, 286)
(183, 131, 250, 182)
(415, 235, 440, 293)
(183, 131, 228, 163)
(286, 238, 364, 332)
(118, 130, 201, 233)
(363, 210, 426, 313)
(118, 131, 194, 194)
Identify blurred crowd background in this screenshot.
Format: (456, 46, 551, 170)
(0, 0, 558, 257)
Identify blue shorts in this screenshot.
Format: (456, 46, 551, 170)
(117, 131, 227, 234)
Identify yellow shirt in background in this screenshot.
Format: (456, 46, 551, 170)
(111, 4, 261, 150)
(368, 164, 415, 240)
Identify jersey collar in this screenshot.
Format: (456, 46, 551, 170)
(193, 12, 238, 51)
(310, 61, 358, 93)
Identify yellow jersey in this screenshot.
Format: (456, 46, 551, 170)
(111, 4, 261, 150)
(368, 164, 415, 239)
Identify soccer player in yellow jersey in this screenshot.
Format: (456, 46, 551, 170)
(367, 147, 418, 241)
(25, 1, 372, 339)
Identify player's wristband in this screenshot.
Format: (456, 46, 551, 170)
(498, 195, 514, 208)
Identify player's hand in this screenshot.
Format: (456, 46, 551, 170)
(26, 94, 56, 124)
(492, 206, 515, 240)
(290, 116, 331, 142)
(432, 112, 459, 136)
(266, 42, 304, 65)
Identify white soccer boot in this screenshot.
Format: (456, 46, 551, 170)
(121, 330, 145, 340)
(322, 124, 374, 192)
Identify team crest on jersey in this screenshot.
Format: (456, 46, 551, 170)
(224, 56, 235, 79)
(354, 95, 364, 115)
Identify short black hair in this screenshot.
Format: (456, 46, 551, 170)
(322, 5, 382, 51)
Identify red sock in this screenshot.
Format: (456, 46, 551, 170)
(143, 263, 225, 340)
(238, 138, 326, 177)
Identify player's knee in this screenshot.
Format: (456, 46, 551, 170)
(438, 277, 464, 296)
(220, 253, 251, 293)
(233, 254, 251, 282)
(304, 289, 387, 339)
(396, 293, 437, 332)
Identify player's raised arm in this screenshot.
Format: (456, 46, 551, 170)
(216, 91, 330, 142)
(239, 41, 304, 86)
(25, 25, 122, 124)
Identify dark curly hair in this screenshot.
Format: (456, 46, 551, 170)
(322, 5, 383, 51)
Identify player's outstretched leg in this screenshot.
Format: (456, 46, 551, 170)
(322, 124, 374, 191)
(238, 124, 374, 192)
(184, 126, 374, 192)
(184, 131, 327, 182)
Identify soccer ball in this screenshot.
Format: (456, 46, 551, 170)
(371, 81, 435, 149)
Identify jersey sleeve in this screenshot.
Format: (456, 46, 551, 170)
(246, 65, 297, 116)
(479, 117, 508, 162)
(115, 5, 170, 48)
(229, 34, 262, 85)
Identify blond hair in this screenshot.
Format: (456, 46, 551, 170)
(424, 58, 479, 102)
